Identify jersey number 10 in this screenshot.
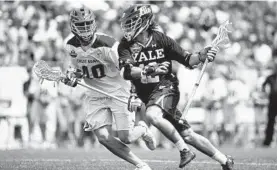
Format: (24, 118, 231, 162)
(82, 64, 106, 78)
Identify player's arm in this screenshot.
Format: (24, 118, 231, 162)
(62, 43, 81, 87)
(118, 43, 169, 80)
(119, 55, 166, 80)
(118, 41, 143, 80)
(162, 33, 218, 68)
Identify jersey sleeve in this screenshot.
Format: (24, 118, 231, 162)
(159, 32, 193, 69)
(117, 40, 135, 69)
(95, 33, 117, 48)
(102, 46, 120, 69)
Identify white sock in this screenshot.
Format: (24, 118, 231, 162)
(212, 151, 227, 165)
(175, 139, 189, 151)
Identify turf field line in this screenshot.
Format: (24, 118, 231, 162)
(1, 159, 277, 167)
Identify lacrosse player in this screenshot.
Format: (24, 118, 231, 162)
(118, 4, 234, 169)
(63, 7, 155, 170)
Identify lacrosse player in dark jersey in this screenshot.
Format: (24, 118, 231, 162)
(118, 4, 234, 170)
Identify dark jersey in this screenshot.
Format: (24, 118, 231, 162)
(118, 30, 192, 102)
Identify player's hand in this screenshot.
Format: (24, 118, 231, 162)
(66, 68, 84, 79)
(153, 61, 170, 76)
(62, 76, 78, 87)
(128, 94, 142, 112)
(198, 46, 218, 63)
(143, 62, 170, 76)
(62, 68, 79, 87)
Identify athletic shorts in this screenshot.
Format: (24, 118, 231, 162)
(83, 88, 135, 131)
(146, 85, 191, 132)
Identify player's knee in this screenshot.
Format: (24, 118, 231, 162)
(119, 136, 132, 144)
(146, 106, 163, 125)
(181, 128, 194, 143)
(96, 133, 112, 145)
(117, 130, 133, 144)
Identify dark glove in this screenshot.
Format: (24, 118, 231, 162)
(128, 93, 142, 112)
(198, 46, 219, 63)
(67, 68, 84, 78)
(63, 76, 78, 87)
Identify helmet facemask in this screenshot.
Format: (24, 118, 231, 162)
(121, 14, 142, 41)
(71, 20, 96, 44)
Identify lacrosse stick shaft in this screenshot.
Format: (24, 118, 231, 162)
(179, 59, 209, 124)
(77, 82, 128, 104)
(178, 20, 231, 124)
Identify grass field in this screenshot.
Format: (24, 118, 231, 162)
(0, 146, 277, 170)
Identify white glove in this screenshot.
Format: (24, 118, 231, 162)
(153, 61, 170, 76)
(128, 94, 142, 112)
(143, 61, 170, 76)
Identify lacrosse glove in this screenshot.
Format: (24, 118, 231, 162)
(142, 61, 170, 76)
(63, 68, 81, 87)
(63, 76, 78, 87)
(198, 46, 219, 63)
(128, 93, 142, 112)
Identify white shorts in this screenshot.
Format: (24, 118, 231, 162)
(83, 88, 134, 131)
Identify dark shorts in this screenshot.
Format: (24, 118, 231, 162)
(145, 85, 191, 132)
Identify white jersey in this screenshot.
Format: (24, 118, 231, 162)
(64, 33, 130, 97)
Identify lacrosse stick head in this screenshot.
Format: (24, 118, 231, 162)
(33, 60, 65, 83)
(212, 20, 232, 49)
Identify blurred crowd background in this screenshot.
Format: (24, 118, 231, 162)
(0, 0, 277, 150)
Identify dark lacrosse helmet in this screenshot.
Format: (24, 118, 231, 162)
(120, 4, 154, 41)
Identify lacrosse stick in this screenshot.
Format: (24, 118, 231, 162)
(179, 20, 232, 124)
(33, 60, 128, 104)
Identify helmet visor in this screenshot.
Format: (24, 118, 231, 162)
(121, 15, 142, 41)
(71, 20, 96, 40)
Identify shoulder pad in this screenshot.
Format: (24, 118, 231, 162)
(92, 33, 116, 48)
(66, 35, 81, 48)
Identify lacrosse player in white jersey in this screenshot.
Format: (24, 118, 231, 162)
(63, 7, 155, 170)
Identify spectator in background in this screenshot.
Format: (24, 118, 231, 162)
(262, 60, 277, 147)
(28, 73, 58, 149)
(0, 66, 29, 149)
(204, 67, 228, 146)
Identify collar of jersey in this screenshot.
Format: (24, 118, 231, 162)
(80, 34, 97, 50)
(136, 35, 153, 48)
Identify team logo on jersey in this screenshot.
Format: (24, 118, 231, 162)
(70, 50, 77, 58)
(133, 48, 165, 62)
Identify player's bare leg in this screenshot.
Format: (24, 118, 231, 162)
(117, 128, 146, 144)
(180, 128, 234, 170)
(94, 125, 151, 170)
(145, 105, 195, 168)
(176, 102, 234, 170)
(117, 122, 156, 150)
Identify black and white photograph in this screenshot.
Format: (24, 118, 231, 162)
(0, 0, 276, 170)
